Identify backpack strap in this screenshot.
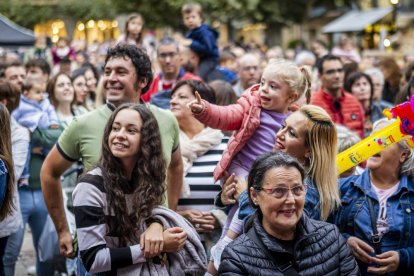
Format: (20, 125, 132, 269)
(367, 196, 382, 255)
(247, 227, 299, 276)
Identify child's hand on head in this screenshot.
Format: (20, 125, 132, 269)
(187, 91, 204, 114)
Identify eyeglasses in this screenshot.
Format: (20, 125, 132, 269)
(158, 52, 178, 60)
(255, 185, 307, 199)
(323, 68, 344, 75)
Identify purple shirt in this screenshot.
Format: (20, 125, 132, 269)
(229, 109, 289, 179)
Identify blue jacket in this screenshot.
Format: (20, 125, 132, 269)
(12, 95, 59, 132)
(186, 23, 219, 60)
(0, 159, 8, 207)
(336, 169, 414, 274)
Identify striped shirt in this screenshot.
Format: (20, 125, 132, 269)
(177, 136, 229, 213)
(73, 167, 146, 274)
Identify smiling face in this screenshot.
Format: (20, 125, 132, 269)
(367, 121, 408, 176)
(53, 74, 74, 105)
(259, 67, 297, 113)
(170, 84, 194, 120)
(108, 108, 143, 168)
(103, 57, 139, 106)
(274, 111, 310, 164)
(250, 166, 305, 240)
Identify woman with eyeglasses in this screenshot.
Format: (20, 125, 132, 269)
(335, 118, 414, 275)
(216, 105, 357, 274)
(218, 151, 358, 275)
(220, 105, 341, 225)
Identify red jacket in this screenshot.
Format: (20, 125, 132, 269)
(194, 85, 262, 181)
(142, 68, 201, 102)
(311, 88, 365, 138)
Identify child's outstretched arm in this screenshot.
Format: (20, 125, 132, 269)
(188, 91, 246, 131)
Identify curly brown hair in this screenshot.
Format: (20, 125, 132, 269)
(99, 103, 166, 246)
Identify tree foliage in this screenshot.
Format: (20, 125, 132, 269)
(0, 0, 115, 28)
(0, 0, 361, 30)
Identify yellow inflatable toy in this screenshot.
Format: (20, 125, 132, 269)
(337, 95, 414, 175)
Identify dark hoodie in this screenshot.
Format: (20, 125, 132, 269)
(186, 23, 219, 60)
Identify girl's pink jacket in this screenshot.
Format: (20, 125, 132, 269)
(194, 84, 261, 181)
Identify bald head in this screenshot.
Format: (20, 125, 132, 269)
(237, 53, 260, 90)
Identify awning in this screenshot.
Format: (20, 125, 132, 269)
(322, 7, 393, 33)
(0, 13, 35, 47)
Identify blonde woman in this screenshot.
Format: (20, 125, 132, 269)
(211, 105, 340, 273)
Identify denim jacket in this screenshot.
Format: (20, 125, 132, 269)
(0, 159, 8, 206)
(335, 169, 414, 274)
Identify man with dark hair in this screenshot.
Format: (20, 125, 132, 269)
(4, 61, 25, 91)
(311, 54, 365, 137)
(25, 58, 51, 90)
(40, 44, 184, 262)
(142, 36, 201, 103)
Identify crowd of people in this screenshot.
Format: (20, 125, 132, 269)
(0, 2, 414, 276)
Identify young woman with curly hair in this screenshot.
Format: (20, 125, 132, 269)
(73, 103, 207, 275)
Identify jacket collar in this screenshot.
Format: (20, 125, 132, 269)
(252, 211, 317, 254)
(350, 169, 414, 197)
(320, 87, 346, 103)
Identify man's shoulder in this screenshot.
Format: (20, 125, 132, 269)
(342, 91, 359, 101)
(310, 89, 329, 105)
(73, 105, 111, 126)
(148, 104, 176, 121)
(342, 91, 363, 110)
(312, 89, 325, 98)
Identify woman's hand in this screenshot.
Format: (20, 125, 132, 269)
(197, 212, 217, 233)
(220, 173, 237, 205)
(187, 91, 204, 114)
(178, 210, 216, 233)
(347, 236, 374, 263)
(369, 251, 400, 274)
(140, 222, 164, 259)
(162, 227, 187, 252)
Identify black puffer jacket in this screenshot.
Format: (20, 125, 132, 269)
(219, 213, 359, 275)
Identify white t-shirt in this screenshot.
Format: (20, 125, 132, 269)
(372, 182, 399, 237)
